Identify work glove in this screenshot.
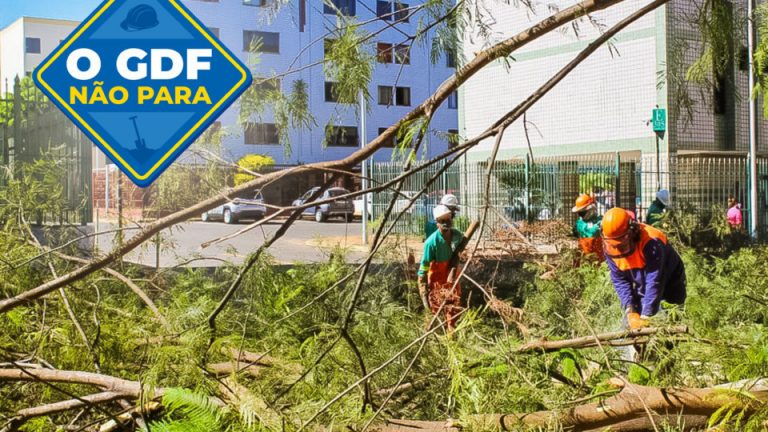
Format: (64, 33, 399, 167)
(417, 279, 430, 310)
(626, 312, 649, 330)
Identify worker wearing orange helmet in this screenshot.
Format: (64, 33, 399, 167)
(572, 194, 604, 261)
(601, 208, 686, 329)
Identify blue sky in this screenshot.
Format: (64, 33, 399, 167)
(0, 0, 102, 29)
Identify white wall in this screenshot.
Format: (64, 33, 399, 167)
(461, 0, 660, 161)
(0, 17, 77, 92)
(0, 19, 25, 91)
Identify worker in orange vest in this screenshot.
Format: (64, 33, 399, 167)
(572, 194, 604, 262)
(601, 208, 686, 329)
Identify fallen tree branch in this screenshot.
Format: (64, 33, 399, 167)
(12, 391, 130, 421)
(370, 378, 768, 432)
(515, 325, 688, 353)
(0, 368, 147, 396)
(53, 252, 170, 329)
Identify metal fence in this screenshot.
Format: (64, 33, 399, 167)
(370, 152, 768, 241)
(0, 77, 92, 225)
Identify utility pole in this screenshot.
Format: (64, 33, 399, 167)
(359, 90, 369, 245)
(748, 0, 759, 239)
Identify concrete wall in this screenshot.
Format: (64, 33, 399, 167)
(461, 0, 662, 162)
(0, 19, 25, 90)
(183, 0, 458, 166)
(0, 17, 78, 89)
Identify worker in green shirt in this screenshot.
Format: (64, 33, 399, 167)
(646, 189, 670, 226)
(572, 194, 604, 262)
(418, 204, 465, 329)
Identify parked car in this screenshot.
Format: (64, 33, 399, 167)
(201, 190, 267, 224)
(353, 193, 373, 219)
(293, 187, 355, 222)
(503, 190, 556, 222)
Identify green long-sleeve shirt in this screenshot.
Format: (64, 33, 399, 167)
(646, 200, 666, 226)
(574, 215, 602, 238)
(418, 228, 464, 277)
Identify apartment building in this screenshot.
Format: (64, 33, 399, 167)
(462, 0, 768, 156)
(184, 0, 459, 165)
(0, 16, 78, 91)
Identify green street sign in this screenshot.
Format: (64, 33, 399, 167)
(652, 108, 666, 132)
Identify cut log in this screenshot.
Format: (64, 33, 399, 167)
(515, 325, 688, 353)
(373, 378, 768, 432)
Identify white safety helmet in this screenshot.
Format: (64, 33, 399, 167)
(656, 189, 670, 206)
(433, 204, 453, 221)
(440, 194, 459, 211)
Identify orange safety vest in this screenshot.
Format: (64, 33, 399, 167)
(610, 224, 668, 271)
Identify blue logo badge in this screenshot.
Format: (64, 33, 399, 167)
(34, 0, 253, 187)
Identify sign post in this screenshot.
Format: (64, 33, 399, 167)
(652, 107, 666, 191)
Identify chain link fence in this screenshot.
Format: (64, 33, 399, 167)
(370, 152, 768, 242)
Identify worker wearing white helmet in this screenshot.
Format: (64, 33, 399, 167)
(418, 204, 465, 329)
(441, 194, 460, 215)
(425, 194, 460, 239)
(646, 189, 670, 226)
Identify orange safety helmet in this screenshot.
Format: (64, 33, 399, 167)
(601, 208, 639, 258)
(572, 194, 596, 213)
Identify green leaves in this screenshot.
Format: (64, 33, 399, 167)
(147, 388, 224, 432)
(323, 24, 374, 106)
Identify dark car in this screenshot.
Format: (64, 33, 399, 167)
(201, 190, 267, 224)
(293, 187, 355, 222)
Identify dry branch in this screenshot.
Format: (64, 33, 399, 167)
(0, 368, 147, 396)
(515, 325, 688, 353)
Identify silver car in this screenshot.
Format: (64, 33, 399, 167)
(201, 190, 267, 224)
(293, 187, 355, 223)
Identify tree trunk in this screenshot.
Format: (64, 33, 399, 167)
(515, 326, 688, 353)
(372, 378, 768, 431)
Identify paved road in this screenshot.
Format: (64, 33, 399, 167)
(92, 219, 374, 267)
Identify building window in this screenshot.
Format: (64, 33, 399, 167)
(325, 81, 345, 102)
(394, 2, 410, 22)
(379, 127, 396, 147)
(208, 27, 220, 38)
(327, 126, 359, 147)
(395, 86, 411, 106)
(447, 91, 458, 109)
(324, 0, 356, 16)
(394, 44, 410, 65)
(377, 43, 393, 63)
(243, 0, 267, 5)
(299, 0, 306, 32)
(714, 74, 727, 115)
(252, 77, 281, 93)
(378, 86, 393, 105)
(446, 49, 456, 68)
(376, 1, 392, 19)
(378, 127, 412, 148)
(245, 123, 280, 145)
(243, 31, 280, 53)
(447, 129, 459, 148)
(25, 38, 41, 54)
(324, 39, 335, 57)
